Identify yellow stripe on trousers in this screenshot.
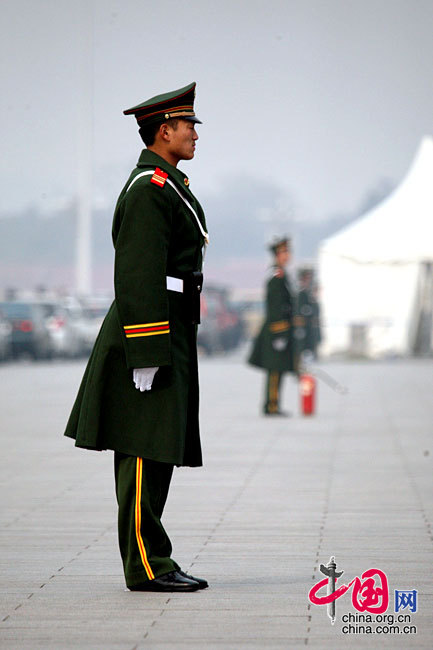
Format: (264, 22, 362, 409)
(135, 458, 155, 580)
(269, 371, 279, 413)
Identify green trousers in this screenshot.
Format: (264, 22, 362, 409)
(114, 452, 178, 588)
(264, 370, 283, 414)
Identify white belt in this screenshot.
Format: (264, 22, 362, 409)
(166, 275, 184, 293)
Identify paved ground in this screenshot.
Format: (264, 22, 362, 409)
(0, 352, 432, 649)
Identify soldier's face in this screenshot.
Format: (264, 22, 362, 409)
(167, 120, 198, 163)
(276, 247, 290, 267)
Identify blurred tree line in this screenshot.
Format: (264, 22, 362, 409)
(0, 176, 394, 289)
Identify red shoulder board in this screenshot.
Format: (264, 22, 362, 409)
(150, 167, 168, 187)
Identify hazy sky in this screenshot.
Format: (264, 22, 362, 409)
(1, 0, 433, 221)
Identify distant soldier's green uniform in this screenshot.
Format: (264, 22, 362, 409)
(65, 83, 208, 589)
(295, 288, 315, 354)
(248, 263, 296, 414)
(294, 270, 321, 360)
(311, 297, 322, 356)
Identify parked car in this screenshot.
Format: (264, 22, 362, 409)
(35, 301, 85, 358)
(36, 298, 112, 358)
(228, 288, 264, 340)
(0, 308, 12, 361)
(197, 292, 221, 355)
(76, 298, 112, 355)
(0, 302, 52, 360)
(198, 286, 244, 355)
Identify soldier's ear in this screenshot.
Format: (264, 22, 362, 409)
(159, 123, 171, 142)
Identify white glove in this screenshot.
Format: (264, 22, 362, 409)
(133, 367, 159, 392)
(272, 337, 287, 351)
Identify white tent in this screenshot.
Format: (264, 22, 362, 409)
(318, 136, 433, 358)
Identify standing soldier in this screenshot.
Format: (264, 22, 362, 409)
(295, 268, 321, 360)
(311, 282, 322, 359)
(248, 237, 296, 415)
(64, 82, 209, 592)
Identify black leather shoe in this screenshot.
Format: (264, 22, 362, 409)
(128, 571, 200, 592)
(177, 569, 208, 589)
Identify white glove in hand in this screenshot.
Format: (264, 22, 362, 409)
(272, 337, 287, 351)
(133, 367, 159, 392)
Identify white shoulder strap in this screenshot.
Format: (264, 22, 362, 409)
(126, 170, 153, 192)
(126, 170, 209, 245)
(165, 178, 209, 245)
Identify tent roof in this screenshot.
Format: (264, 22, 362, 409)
(320, 136, 433, 263)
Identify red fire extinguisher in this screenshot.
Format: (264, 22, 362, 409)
(300, 372, 316, 415)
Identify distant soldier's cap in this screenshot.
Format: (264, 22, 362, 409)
(268, 236, 291, 254)
(123, 82, 202, 126)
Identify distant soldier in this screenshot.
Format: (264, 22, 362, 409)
(294, 268, 321, 360)
(310, 283, 322, 358)
(248, 237, 296, 415)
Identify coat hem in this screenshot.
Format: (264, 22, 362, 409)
(65, 433, 203, 467)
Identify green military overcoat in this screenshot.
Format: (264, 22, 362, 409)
(64, 150, 207, 467)
(248, 269, 296, 373)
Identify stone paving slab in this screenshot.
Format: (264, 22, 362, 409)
(0, 355, 432, 649)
